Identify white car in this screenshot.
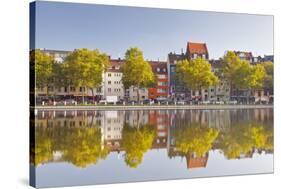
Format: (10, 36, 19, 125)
(202, 101, 210, 105)
(176, 101, 185, 105)
(215, 101, 224, 105)
(228, 100, 238, 105)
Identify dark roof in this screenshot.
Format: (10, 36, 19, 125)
(149, 61, 167, 73)
(234, 51, 253, 59)
(168, 52, 186, 64)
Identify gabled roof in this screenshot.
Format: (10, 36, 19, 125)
(187, 42, 208, 55)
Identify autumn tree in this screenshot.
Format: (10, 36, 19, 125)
(121, 48, 155, 102)
(121, 123, 156, 168)
(175, 58, 218, 98)
(64, 48, 109, 104)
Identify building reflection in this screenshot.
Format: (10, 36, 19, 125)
(33, 108, 273, 169)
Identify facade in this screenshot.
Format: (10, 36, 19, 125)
(148, 61, 169, 100)
(234, 51, 254, 63)
(186, 42, 209, 60)
(167, 52, 187, 100)
(186, 42, 210, 101)
(103, 58, 124, 101)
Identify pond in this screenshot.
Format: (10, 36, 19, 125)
(31, 108, 273, 188)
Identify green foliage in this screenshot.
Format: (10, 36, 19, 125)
(261, 61, 273, 89)
(121, 123, 156, 168)
(34, 49, 54, 88)
(121, 48, 155, 101)
(222, 51, 266, 90)
(64, 48, 109, 89)
(175, 58, 218, 90)
(173, 124, 219, 157)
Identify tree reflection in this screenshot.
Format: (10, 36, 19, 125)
(34, 125, 109, 168)
(62, 127, 109, 168)
(121, 123, 156, 168)
(173, 124, 219, 157)
(217, 123, 273, 159)
(34, 127, 54, 166)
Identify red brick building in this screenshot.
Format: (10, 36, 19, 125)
(148, 61, 169, 100)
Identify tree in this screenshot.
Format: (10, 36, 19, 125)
(222, 51, 266, 102)
(121, 48, 155, 102)
(121, 123, 156, 168)
(64, 48, 109, 104)
(261, 61, 273, 90)
(34, 49, 54, 97)
(175, 58, 218, 98)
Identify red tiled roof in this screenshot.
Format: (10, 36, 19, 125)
(187, 42, 208, 54)
(186, 155, 208, 169)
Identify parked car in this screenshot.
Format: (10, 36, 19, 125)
(98, 99, 107, 105)
(228, 100, 238, 105)
(143, 99, 154, 105)
(202, 101, 211, 105)
(215, 101, 224, 105)
(176, 100, 185, 105)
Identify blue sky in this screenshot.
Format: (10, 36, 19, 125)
(34, 1, 273, 60)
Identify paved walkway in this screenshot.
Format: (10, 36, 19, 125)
(33, 104, 273, 111)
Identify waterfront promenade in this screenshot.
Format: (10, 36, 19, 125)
(34, 104, 273, 111)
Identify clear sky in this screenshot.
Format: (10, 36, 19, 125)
(34, 1, 273, 61)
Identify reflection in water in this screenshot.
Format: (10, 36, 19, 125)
(33, 109, 273, 170)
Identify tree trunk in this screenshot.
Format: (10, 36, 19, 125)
(137, 87, 140, 104)
(91, 88, 95, 104)
(82, 87, 85, 105)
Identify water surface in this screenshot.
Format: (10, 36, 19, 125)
(32, 108, 273, 188)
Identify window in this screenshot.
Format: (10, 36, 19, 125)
(64, 87, 67, 92)
(80, 87, 85, 92)
(158, 82, 168, 86)
(157, 88, 167, 93)
(108, 88, 111, 92)
(193, 54, 197, 59)
(108, 81, 111, 84)
(108, 73, 111, 77)
(97, 87, 102, 93)
(158, 74, 166, 79)
(157, 68, 160, 72)
(48, 86, 54, 92)
(70, 86, 76, 92)
(202, 54, 206, 59)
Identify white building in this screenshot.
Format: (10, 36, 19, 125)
(103, 59, 124, 101)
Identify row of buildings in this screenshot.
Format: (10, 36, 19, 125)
(36, 42, 273, 103)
